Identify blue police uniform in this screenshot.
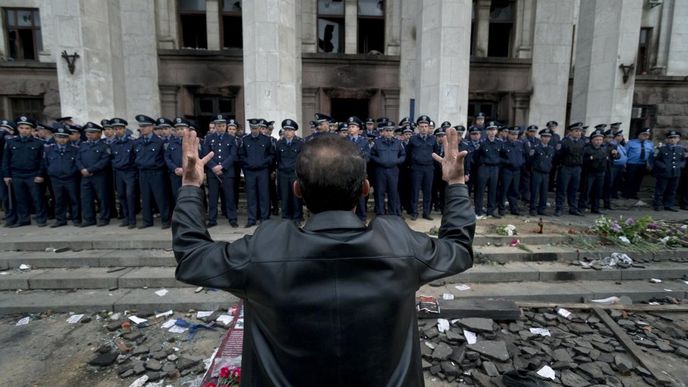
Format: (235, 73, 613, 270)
(465, 138, 481, 195)
(473, 137, 502, 217)
(555, 133, 585, 215)
(2, 132, 47, 226)
(624, 133, 654, 199)
(498, 137, 527, 215)
(202, 132, 238, 225)
(0, 125, 17, 226)
(398, 133, 413, 215)
(653, 134, 685, 211)
(165, 136, 183, 204)
(111, 134, 138, 227)
(609, 139, 627, 200)
(77, 137, 112, 226)
(347, 133, 371, 221)
(45, 142, 80, 225)
(370, 135, 406, 216)
(529, 140, 555, 215)
(407, 133, 436, 219)
(275, 135, 304, 221)
(239, 133, 274, 225)
(519, 130, 539, 201)
(135, 134, 170, 228)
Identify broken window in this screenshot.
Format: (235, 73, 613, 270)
(179, 0, 207, 49)
(3, 8, 42, 61)
(357, 0, 384, 54)
(10, 97, 43, 120)
(317, 0, 344, 53)
(194, 95, 236, 137)
(636, 27, 652, 75)
(488, 0, 513, 58)
(222, 0, 242, 49)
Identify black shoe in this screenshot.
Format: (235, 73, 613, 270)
(50, 222, 67, 228)
(72, 221, 82, 227)
(604, 205, 612, 210)
(511, 211, 521, 216)
(489, 212, 502, 219)
(119, 221, 129, 227)
(654, 207, 663, 212)
(681, 206, 688, 211)
(569, 209, 583, 216)
(498, 211, 506, 217)
(230, 221, 239, 228)
(138, 224, 153, 229)
(128, 224, 136, 229)
(206, 222, 217, 228)
(161, 223, 171, 230)
(422, 215, 434, 221)
(554, 210, 562, 217)
(665, 207, 679, 212)
(245, 222, 256, 228)
(529, 210, 537, 217)
(9, 222, 29, 228)
(537, 211, 547, 216)
(410, 215, 418, 221)
(80, 222, 96, 228)
(97, 221, 109, 227)
(36, 222, 47, 228)
(591, 209, 603, 215)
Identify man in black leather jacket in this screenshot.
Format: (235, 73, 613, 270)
(172, 127, 475, 387)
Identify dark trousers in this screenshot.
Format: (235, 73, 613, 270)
(115, 169, 138, 225)
(51, 177, 80, 223)
(139, 169, 169, 226)
(374, 167, 401, 216)
(530, 171, 549, 213)
(12, 175, 46, 224)
(269, 171, 279, 215)
(81, 173, 110, 223)
(498, 168, 521, 213)
(399, 167, 412, 214)
(244, 168, 270, 223)
(602, 167, 613, 207)
(411, 164, 433, 217)
(581, 171, 605, 212)
(431, 166, 444, 213)
(555, 165, 581, 212)
(207, 172, 236, 223)
(475, 165, 499, 215)
(42, 176, 55, 219)
(609, 165, 625, 199)
(624, 164, 646, 199)
(278, 171, 302, 221)
(1, 179, 17, 225)
(654, 176, 680, 209)
(169, 174, 182, 205)
(520, 165, 531, 201)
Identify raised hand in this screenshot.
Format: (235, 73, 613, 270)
(432, 127, 468, 185)
(182, 129, 214, 187)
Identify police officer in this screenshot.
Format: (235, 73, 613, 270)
(134, 115, 171, 229)
(432, 123, 449, 213)
(337, 122, 349, 137)
(580, 129, 614, 214)
(465, 126, 482, 195)
(545, 121, 561, 192)
(473, 122, 502, 218)
(346, 116, 371, 221)
(499, 126, 527, 216)
(398, 125, 414, 215)
(226, 119, 243, 209)
(554, 122, 585, 216)
(77, 122, 112, 227)
(275, 119, 303, 223)
(261, 120, 280, 217)
(166, 118, 187, 204)
(202, 114, 239, 228)
(44, 125, 80, 227)
(624, 127, 654, 201)
(369, 119, 405, 216)
(110, 118, 138, 228)
(239, 118, 274, 227)
(520, 125, 540, 202)
(2, 116, 47, 227)
(306, 113, 332, 142)
(653, 130, 685, 212)
(68, 125, 82, 147)
(406, 115, 436, 221)
(529, 128, 555, 216)
(0, 120, 17, 226)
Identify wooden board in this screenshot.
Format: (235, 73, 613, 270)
(418, 299, 522, 320)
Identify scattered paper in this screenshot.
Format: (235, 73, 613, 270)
(216, 315, 233, 326)
(110, 312, 121, 320)
(195, 286, 204, 293)
(128, 316, 147, 325)
(557, 308, 572, 319)
(591, 296, 621, 304)
(618, 236, 631, 244)
(463, 329, 477, 344)
(0, 271, 8, 275)
(16, 317, 30, 326)
(537, 365, 556, 380)
(648, 302, 660, 305)
(128, 375, 149, 387)
(66, 314, 84, 324)
(18, 264, 31, 271)
(155, 310, 173, 318)
(161, 319, 176, 329)
(437, 318, 450, 333)
(650, 278, 662, 283)
(154, 289, 169, 297)
(169, 325, 188, 334)
(455, 284, 471, 291)
(196, 311, 214, 318)
(530, 328, 551, 337)
(683, 280, 688, 285)
(664, 289, 673, 292)
(442, 293, 455, 300)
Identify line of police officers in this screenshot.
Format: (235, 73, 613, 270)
(0, 112, 685, 229)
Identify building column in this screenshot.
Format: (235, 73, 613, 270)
(513, 0, 534, 58)
(415, 0, 472, 124)
(385, 0, 401, 55)
(155, 0, 179, 50)
(301, 0, 318, 53)
(398, 0, 418, 119)
(474, 0, 491, 57)
(527, 0, 575, 132)
(242, 0, 301, 127)
(344, 0, 358, 54)
(570, 0, 642, 137)
(206, 0, 221, 50)
(666, 0, 688, 76)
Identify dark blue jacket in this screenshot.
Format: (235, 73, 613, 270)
(202, 133, 238, 176)
(473, 138, 502, 167)
(557, 137, 585, 166)
(500, 140, 527, 169)
(370, 137, 406, 168)
(135, 134, 166, 170)
(653, 144, 685, 178)
(110, 136, 137, 171)
(275, 137, 303, 173)
(165, 136, 184, 173)
(2, 135, 46, 177)
(44, 144, 80, 179)
(529, 143, 555, 173)
(407, 134, 436, 166)
(76, 140, 111, 174)
(239, 134, 274, 171)
(348, 135, 371, 162)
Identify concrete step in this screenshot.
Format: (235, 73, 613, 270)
(2, 262, 686, 291)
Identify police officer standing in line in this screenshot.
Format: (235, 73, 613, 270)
(624, 127, 654, 201)
(608, 128, 627, 202)
(406, 115, 437, 220)
(346, 116, 371, 222)
(2, 116, 47, 227)
(239, 118, 274, 227)
(472, 122, 502, 218)
(275, 119, 304, 223)
(520, 125, 540, 202)
(262, 121, 280, 217)
(101, 119, 120, 219)
(580, 129, 616, 214)
(306, 113, 332, 141)
(398, 121, 414, 215)
(0, 120, 17, 226)
(134, 115, 171, 229)
(529, 128, 555, 216)
(653, 130, 685, 212)
(68, 125, 82, 147)
(465, 126, 482, 195)
(202, 114, 239, 228)
(546, 121, 561, 192)
(166, 118, 187, 204)
(370, 119, 405, 216)
(77, 122, 112, 227)
(226, 119, 243, 209)
(431, 123, 449, 213)
(44, 125, 80, 227)
(110, 118, 138, 229)
(499, 126, 527, 216)
(554, 122, 585, 216)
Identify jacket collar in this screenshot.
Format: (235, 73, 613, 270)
(303, 210, 366, 232)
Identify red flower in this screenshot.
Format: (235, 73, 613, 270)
(220, 367, 230, 378)
(232, 367, 241, 381)
(205, 383, 217, 387)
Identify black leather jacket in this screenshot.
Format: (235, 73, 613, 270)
(173, 184, 475, 387)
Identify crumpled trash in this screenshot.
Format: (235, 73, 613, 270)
(580, 252, 632, 269)
(18, 264, 31, 271)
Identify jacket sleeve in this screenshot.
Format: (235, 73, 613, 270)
(1, 141, 10, 177)
(369, 142, 382, 165)
(76, 148, 85, 171)
(89, 145, 111, 173)
(173, 186, 250, 296)
(165, 145, 177, 171)
(409, 184, 475, 285)
(202, 137, 218, 169)
(396, 143, 406, 166)
(220, 141, 238, 171)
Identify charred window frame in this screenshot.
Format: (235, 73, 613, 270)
(487, 0, 514, 58)
(3, 8, 42, 61)
(194, 95, 236, 137)
(636, 27, 652, 75)
(357, 0, 384, 54)
(317, 0, 345, 53)
(10, 96, 43, 120)
(222, 0, 242, 49)
(179, 0, 207, 49)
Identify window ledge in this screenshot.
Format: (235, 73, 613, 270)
(302, 52, 400, 64)
(0, 60, 56, 69)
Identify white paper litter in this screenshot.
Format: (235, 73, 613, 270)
(18, 264, 31, 271)
(0, 271, 8, 275)
(664, 289, 673, 292)
(196, 311, 214, 318)
(648, 302, 660, 305)
(110, 312, 121, 320)
(455, 284, 471, 291)
(650, 278, 662, 283)
(155, 310, 173, 318)
(529, 328, 551, 337)
(618, 236, 631, 244)
(161, 319, 176, 329)
(128, 316, 147, 325)
(154, 289, 169, 297)
(591, 296, 621, 304)
(216, 315, 233, 326)
(168, 325, 188, 334)
(437, 318, 450, 333)
(66, 314, 84, 324)
(128, 375, 148, 387)
(16, 317, 30, 326)
(557, 308, 572, 319)
(442, 293, 455, 300)
(463, 329, 477, 344)
(684, 280, 688, 285)
(537, 365, 556, 380)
